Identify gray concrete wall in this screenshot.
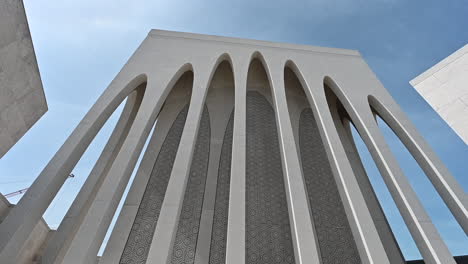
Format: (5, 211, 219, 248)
(0, 194, 50, 264)
(0, 0, 47, 158)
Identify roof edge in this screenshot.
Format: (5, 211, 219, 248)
(410, 43, 468, 86)
(148, 29, 361, 57)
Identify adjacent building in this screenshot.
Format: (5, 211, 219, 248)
(410, 44, 468, 144)
(0, 0, 47, 158)
(0, 1, 49, 264)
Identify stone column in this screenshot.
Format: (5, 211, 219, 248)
(225, 53, 248, 264)
(42, 86, 145, 264)
(59, 79, 165, 264)
(99, 87, 189, 264)
(0, 72, 146, 264)
(340, 118, 405, 264)
(145, 62, 213, 264)
(369, 95, 468, 235)
(355, 110, 456, 264)
(194, 61, 235, 264)
(302, 75, 391, 264)
(265, 57, 321, 264)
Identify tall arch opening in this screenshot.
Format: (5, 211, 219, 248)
(112, 59, 237, 264)
(367, 97, 468, 258)
(323, 79, 410, 263)
(284, 66, 361, 263)
(38, 77, 149, 264)
(169, 59, 236, 264)
(118, 71, 195, 264)
(347, 119, 420, 260)
(46, 80, 147, 223)
(40, 90, 131, 226)
(204, 60, 235, 264)
(245, 57, 296, 264)
(97, 117, 156, 257)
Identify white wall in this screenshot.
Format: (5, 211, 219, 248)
(410, 44, 468, 144)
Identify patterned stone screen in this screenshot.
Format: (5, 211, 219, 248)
(246, 91, 296, 264)
(299, 108, 361, 264)
(171, 106, 211, 264)
(120, 105, 189, 264)
(209, 111, 234, 264)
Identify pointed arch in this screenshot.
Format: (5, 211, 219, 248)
(41, 77, 148, 264)
(322, 76, 462, 263)
(322, 79, 408, 263)
(367, 94, 468, 235)
(367, 95, 468, 257)
(282, 64, 362, 263)
(101, 55, 236, 264)
(0, 70, 151, 263)
(199, 59, 236, 264)
(170, 55, 236, 264)
(93, 69, 196, 264)
(47, 60, 199, 264)
(245, 54, 296, 264)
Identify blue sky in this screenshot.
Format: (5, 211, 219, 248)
(1, 0, 467, 260)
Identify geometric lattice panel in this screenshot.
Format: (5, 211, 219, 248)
(246, 91, 296, 264)
(209, 110, 234, 264)
(299, 108, 361, 264)
(120, 105, 189, 264)
(171, 105, 211, 264)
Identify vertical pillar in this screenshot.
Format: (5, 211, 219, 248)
(337, 117, 405, 263)
(0, 73, 143, 263)
(304, 76, 391, 264)
(59, 82, 163, 264)
(145, 64, 211, 264)
(42, 87, 144, 264)
(266, 58, 321, 264)
(355, 110, 456, 264)
(225, 54, 248, 264)
(369, 95, 468, 234)
(194, 62, 234, 264)
(193, 123, 224, 264)
(99, 96, 188, 264)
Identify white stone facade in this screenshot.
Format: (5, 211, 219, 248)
(410, 44, 468, 144)
(0, 30, 465, 264)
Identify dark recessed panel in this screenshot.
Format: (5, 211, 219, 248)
(299, 108, 361, 264)
(246, 91, 295, 264)
(209, 110, 234, 264)
(171, 106, 211, 264)
(120, 105, 189, 264)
